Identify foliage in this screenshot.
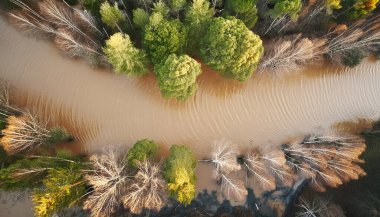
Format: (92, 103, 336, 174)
(164, 145, 197, 205)
(80, 0, 104, 17)
(143, 16, 187, 64)
(122, 160, 167, 213)
(340, 49, 365, 67)
(103, 33, 148, 76)
(0, 151, 81, 190)
(152, 1, 170, 17)
(168, 0, 187, 12)
(0, 114, 6, 131)
(185, 0, 214, 53)
(225, 0, 255, 13)
(133, 8, 149, 29)
(155, 54, 201, 100)
(340, 0, 379, 20)
(126, 139, 158, 168)
(200, 16, 264, 82)
(267, 0, 303, 21)
(32, 166, 86, 217)
(99, 2, 125, 30)
(235, 5, 258, 29)
(44, 127, 72, 145)
(325, 0, 342, 14)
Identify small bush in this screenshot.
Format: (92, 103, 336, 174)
(341, 50, 365, 68)
(44, 127, 72, 145)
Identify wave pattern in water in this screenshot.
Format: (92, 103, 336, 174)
(1, 18, 380, 157)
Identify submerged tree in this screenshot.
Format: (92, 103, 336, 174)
(155, 54, 201, 100)
(125, 139, 158, 168)
(122, 160, 167, 213)
(164, 145, 197, 205)
(200, 16, 264, 82)
(1, 112, 71, 155)
(204, 140, 247, 201)
(103, 33, 148, 76)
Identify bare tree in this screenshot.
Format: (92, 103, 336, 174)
(242, 150, 276, 190)
(258, 34, 327, 75)
(219, 173, 248, 201)
(284, 135, 366, 192)
(296, 197, 345, 217)
(8, 0, 103, 60)
(122, 160, 167, 213)
(84, 149, 130, 217)
(1, 112, 50, 154)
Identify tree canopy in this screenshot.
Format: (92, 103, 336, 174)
(99, 2, 125, 30)
(267, 0, 302, 21)
(200, 16, 264, 82)
(104, 33, 148, 76)
(126, 139, 158, 168)
(339, 0, 379, 20)
(143, 15, 187, 64)
(155, 54, 201, 100)
(164, 145, 197, 205)
(225, 0, 255, 14)
(133, 8, 149, 29)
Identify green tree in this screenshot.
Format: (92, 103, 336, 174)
(200, 17, 264, 82)
(185, 0, 214, 53)
(325, 0, 342, 14)
(143, 15, 187, 64)
(44, 128, 72, 145)
(164, 145, 197, 205)
(235, 5, 258, 29)
(225, 0, 255, 13)
(32, 166, 86, 217)
(80, 0, 104, 17)
(104, 33, 148, 76)
(267, 0, 302, 21)
(99, 2, 125, 30)
(153, 0, 170, 17)
(341, 50, 365, 68)
(133, 8, 149, 29)
(168, 0, 187, 12)
(65, 0, 78, 5)
(126, 139, 158, 168)
(155, 54, 201, 100)
(339, 0, 379, 20)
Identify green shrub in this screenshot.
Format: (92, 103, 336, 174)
(104, 33, 148, 76)
(164, 145, 197, 205)
(143, 16, 187, 64)
(99, 2, 125, 30)
(339, 0, 379, 20)
(168, 0, 187, 12)
(200, 16, 264, 82)
(341, 50, 365, 68)
(126, 139, 158, 168)
(44, 128, 72, 145)
(155, 54, 201, 100)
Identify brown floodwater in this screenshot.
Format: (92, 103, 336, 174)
(1, 15, 380, 216)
